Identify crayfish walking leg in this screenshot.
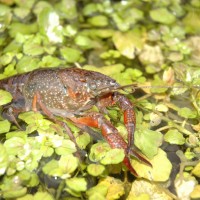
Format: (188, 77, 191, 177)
(32, 92, 82, 158)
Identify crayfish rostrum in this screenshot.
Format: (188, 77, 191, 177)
(0, 67, 151, 176)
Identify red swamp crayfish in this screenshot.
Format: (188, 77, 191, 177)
(0, 67, 152, 176)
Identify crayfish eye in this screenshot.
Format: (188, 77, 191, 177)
(110, 80, 116, 85)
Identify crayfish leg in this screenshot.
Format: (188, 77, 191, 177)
(2, 107, 23, 130)
(113, 93, 136, 149)
(69, 112, 140, 175)
(129, 148, 152, 167)
(31, 93, 82, 158)
(123, 157, 138, 176)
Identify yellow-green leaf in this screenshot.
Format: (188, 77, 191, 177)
(131, 148, 172, 182)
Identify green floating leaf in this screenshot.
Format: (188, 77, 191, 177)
(13, 7, 30, 20)
(16, 56, 40, 73)
(190, 185, 200, 199)
(59, 154, 79, 174)
(183, 11, 200, 34)
(42, 159, 58, 175)
(60, 47, 82, 63)
(87, 164, 105, 176)
(66, 177, 87, 192)
(9, 22, 38, 38)
(55, 139, 76, 155)
(164, 129, 185, 145)
(178, 107, 197, 119)
(150, 8, 176, 24)
(3, 187, 27, 199)
(76, 132, 90, 149)
(83, 3, 98, 16)
(4, 137, 26, 155)
(55, 0, 78, 20)
(40, 146, 54, 158)
(0, 144, 8, 176)
(75, 35, 96, 49)
(88, 15, 108, 27)
(89, 142, 111, 162)
(192, 162, 200, 178)
(23, 36, 44, 56)
(131, 148, 172, 182)
(112, 29, 145, 59)
(40, 55, 62, 68)
(127, 179, 173, 199)
(83, 64, 125, 78)
(16, 194, 34, 200)
(34, 192, 54, 200)
(0, 90, 12, 105)
(86, 184, 108, 199)
(0, 120, 11, 134)
(100, 149, 125, 165)
(98, 176, 125, 200)
(0, 52, 15, 66)
(134, 128, 163, 159)
(18, 111, 43, 124)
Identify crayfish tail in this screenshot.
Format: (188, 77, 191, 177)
(123, 157, 138, 177)
(130, 149, 152, 167)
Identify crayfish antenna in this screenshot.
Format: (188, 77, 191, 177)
(129, 148, 152, 167)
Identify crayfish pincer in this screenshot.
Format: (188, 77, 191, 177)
(0, 67, 151, 176)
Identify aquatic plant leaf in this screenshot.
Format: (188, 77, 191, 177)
(88, 15, 108, 27)
(131, 148, 172, 182)
(42, 159, 58, 175)
(59, 154, 79, 174)
(16, 56, 40, 73)
(112, 29, 144, 59)
(0, 90, 12, 105)
(190, 185, 200, 199)
(60, 47, 82, 63)
(86, 184, 108, 199)
(3, 187, 27, 199)
(99, 176, 125, 200)
(192, 162, 200, 178)
(55, 139, 76, 155)
(127, 179, 173, 200)
(16, 194, 34, 200)
(0, 144, 8, 175)
(164, 129, 185, 145)
(4, 137, 26, 155)
(87, 164, 105, 176)
(0, 120, 11, 134)
(178, 107, 197, 118)
(34, 192, 54, 200)
(89, 142, 111, 162)
(83, 64, 125, 77)
(76, 132, 90, 149)
(150, 8, 176, 24)
(23, 37, 44, 56)
(100, 149, 125, 165)
(134, 128, 163, 159)
(66, 177, 87, 192)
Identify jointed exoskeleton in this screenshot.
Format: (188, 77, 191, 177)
(0, 67, 151, 176)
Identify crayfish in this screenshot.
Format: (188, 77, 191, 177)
(0, 67, 151, 176)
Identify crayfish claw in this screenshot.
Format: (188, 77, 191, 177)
(123, 157, 138, 177)
(129, 148, 152, 167)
